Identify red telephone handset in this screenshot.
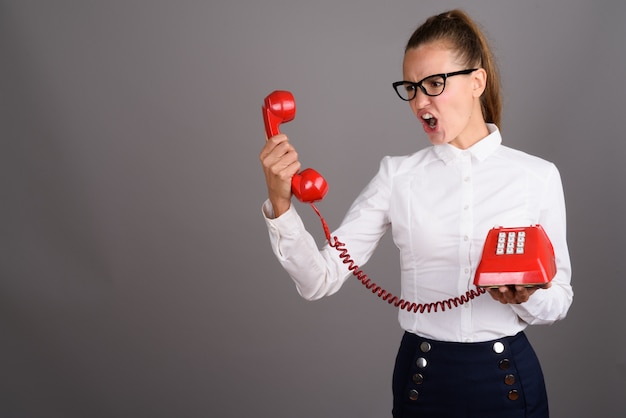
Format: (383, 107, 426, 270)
(474, 225, 557, 288)
(263, 90, 328, 203)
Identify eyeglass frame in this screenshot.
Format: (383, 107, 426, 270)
(392, 68, 478, 101)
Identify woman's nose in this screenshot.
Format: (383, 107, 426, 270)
(413, 89, 431, 108)
(411, 89, 431, 111)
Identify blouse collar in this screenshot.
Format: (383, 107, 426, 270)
(434, 124, 502, 165)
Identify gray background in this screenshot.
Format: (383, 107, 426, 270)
(1, 0, 624, 417)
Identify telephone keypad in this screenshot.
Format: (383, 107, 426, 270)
(496, 231, 525, 255)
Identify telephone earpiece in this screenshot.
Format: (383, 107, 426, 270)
(262, 90, 328, 203)
(263, 90, 296, 138)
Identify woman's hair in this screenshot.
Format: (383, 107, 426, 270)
(405, 9, 502, 127)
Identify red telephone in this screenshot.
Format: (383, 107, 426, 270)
(474, 225, 557, 288)
(263, 90, 328, 203)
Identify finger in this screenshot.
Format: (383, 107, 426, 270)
(488, 288, 508, 304)
(497, 285, 511, 294)
(261, 142, 297, 174)
(498, 286, 519, 304)
(515, 285, 529, 295)
(513, 286, 530, 303)
(260, 134, 289, 161)
(268, 148, 300, 177)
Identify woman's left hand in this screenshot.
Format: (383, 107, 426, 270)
(487, 282, 552, 304)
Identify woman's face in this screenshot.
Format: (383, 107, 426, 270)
(403, 42, 487, 149)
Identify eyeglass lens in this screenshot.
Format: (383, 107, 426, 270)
(397, 75, 446, 100)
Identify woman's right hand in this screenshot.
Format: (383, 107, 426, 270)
(259, 134, 301, 217)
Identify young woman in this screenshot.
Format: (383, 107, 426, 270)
(259, 9, 572, 418)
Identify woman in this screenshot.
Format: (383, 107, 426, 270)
(259, 9, 572, 418)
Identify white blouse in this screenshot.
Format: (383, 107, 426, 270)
(262, 124, 573, 343)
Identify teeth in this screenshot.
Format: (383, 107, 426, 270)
(422, 113, 436, 128)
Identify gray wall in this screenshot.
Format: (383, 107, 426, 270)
(1, 1, 624, 417)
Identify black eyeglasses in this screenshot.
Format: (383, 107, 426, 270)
(392, 68, 478, 101)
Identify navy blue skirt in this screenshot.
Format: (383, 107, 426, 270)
(392, 331, 548, 418)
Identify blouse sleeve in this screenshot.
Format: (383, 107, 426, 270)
(510, 164, 573, 324)
(262, 157, 393, 301)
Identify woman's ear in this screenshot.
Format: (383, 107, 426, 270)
(472, 68, 487, 98)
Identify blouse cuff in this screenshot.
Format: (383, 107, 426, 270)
(262, 199, 305, 239)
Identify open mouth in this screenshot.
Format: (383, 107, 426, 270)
(421, 112, 438, 130)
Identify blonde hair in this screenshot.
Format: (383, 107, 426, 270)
(405, 9, 502, 127)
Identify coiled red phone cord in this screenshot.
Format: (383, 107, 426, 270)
(310, 203, 485, 313)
